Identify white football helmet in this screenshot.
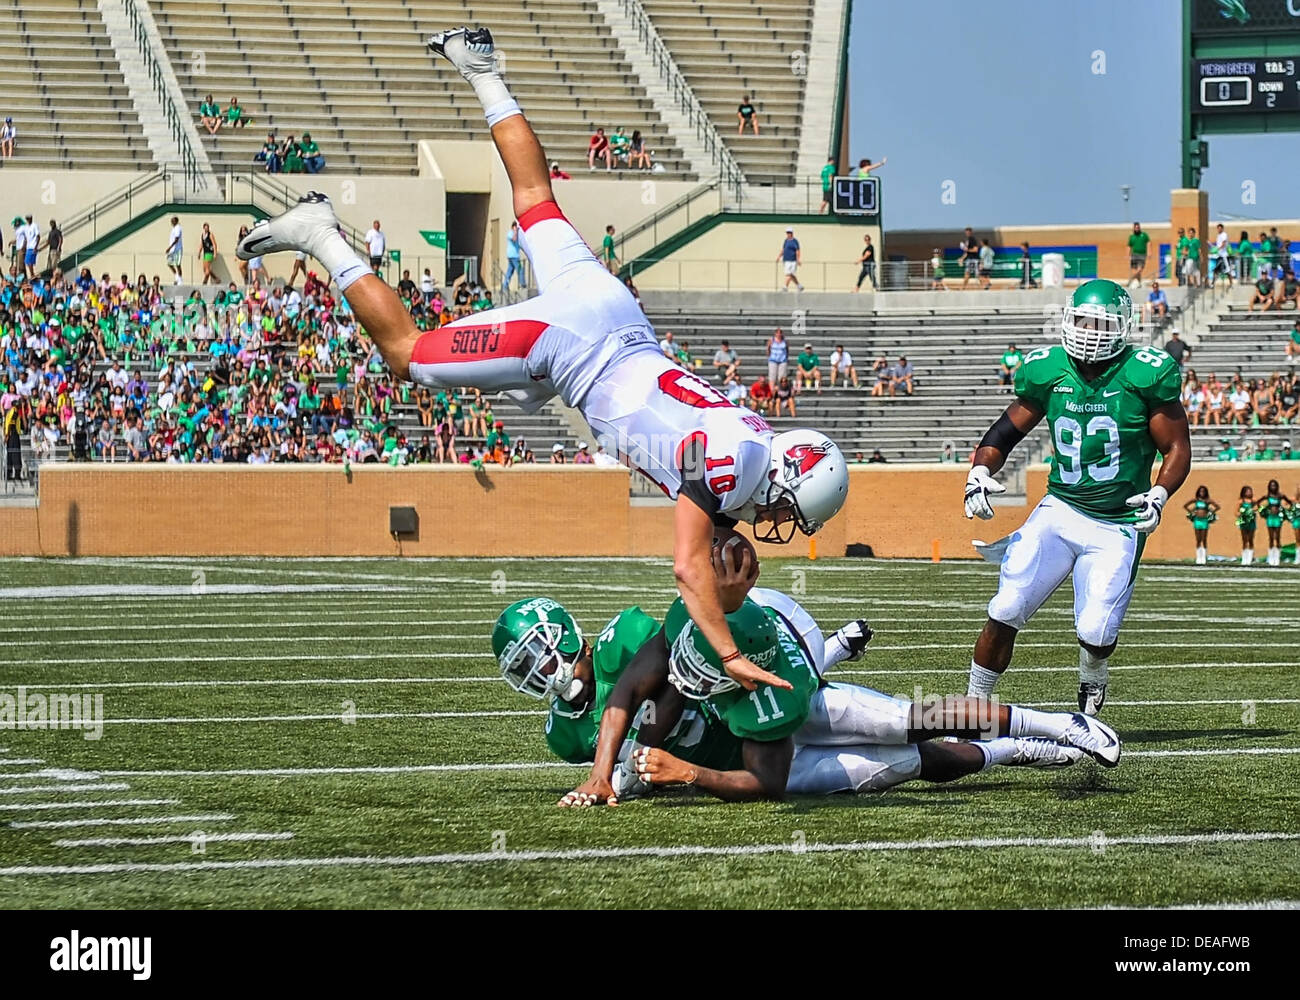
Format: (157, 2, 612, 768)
(734, 430, 849, 543)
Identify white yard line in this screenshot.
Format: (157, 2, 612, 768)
(6, 653, 481, 667)
(0, 799, 180, 812)
(9, 813, 235, 830)
(11, 677, 502, 691)
(0, 783, 129, 795)
(0, 759, 46, 766)
(834, 661, 1300, 676)
(1, 830, 1295, 877)
(77, 710, 545, 726)
(1125, 747, 1300, 759)
(54, 832, 294, 848)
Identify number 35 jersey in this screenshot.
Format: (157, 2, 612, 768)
(1015, 344, 1181, 522)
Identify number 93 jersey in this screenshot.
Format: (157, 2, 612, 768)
(1015, 344, 1181, 522)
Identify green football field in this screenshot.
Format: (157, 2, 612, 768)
(0, 555, 1297, 909)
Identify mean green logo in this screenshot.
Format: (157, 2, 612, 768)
(1214, 0, 1250, 25)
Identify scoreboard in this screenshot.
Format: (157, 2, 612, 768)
(831, 175, 879, 216)
(1193, 56, 1300, 112)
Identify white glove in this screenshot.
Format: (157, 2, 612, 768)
(1124, 485, 1168, 533)
(964, 465, 1005, 520)
(828, 619, 874, 663)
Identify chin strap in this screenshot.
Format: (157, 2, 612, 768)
(559, 677, 585, 704)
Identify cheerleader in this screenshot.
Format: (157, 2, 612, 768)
(1292, 483, 1300, 564)
(1235, 485, 1257, 566)
(1182, 485, 1219, 564)
(1256, 479, 1294, 566)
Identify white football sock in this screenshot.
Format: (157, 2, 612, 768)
(1007, 706, 1070, 741)
(1079, 645, 1109, 687)
(975, 738, 1020, 770)
(312, 230, 370, 293)
(967, 661, 1001, 698)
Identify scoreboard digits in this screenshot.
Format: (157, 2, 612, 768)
(1194, 57, 1300, 113)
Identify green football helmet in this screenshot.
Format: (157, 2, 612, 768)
(1061, 278, 1134, 363)
(491, 597, 587, 715)
(663, 597, 780, 700)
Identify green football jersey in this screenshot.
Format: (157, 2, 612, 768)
(1015, 344, 1181, 522)
(543, 607, 742, 770)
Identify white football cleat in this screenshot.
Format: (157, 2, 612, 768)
(427, 26, 498, 78)
(1003, 738, 1085, 769)
(236, 191, 340, 261)
(1061, 712, 1121, 768)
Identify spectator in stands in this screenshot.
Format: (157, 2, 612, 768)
(199, 95, 221, 136)
(737, 95, 759, 135)
(1127, 222, 1150, 287)
(1274, 269, 1300, 310)
(300, 133, 325, 174)
(587, 128, 613, 171)
(778, 227, 803, 292)
(1236, 230, 1255, 282)
(775, 376, 796, 418)
(0, 117, 14, 159)
(830, 344, 858, 388)
(1252, 437, 1276, 461)
(748, 374, 774, 415)
(550, 443, 566, 464)
(889, 356, 915, 397)
(235, 225, 251, 284)
(724, 374, 746, 407)
(629, 130, 651, 170)
(1204, 374, 1226, 426)
(1181, 374, 1204, 426)
(1229, 378, 1252, 426)
(978, 238, 995, 290)
(601, 225, 619, 274)
(712, 340, 739, 381)
(1018, 242, 1037, 289)
(609, 128, 630, 165)
(1184, 227, 1202, 286)
(939, 442, 958, 463)
(46, 219, 61, 274)
(592, 443, 619, 467)
(485, 420, 511, 465)
(1163, 329, 1190, 371)
(225, 97, 247, 130)
(21, 214, 38, 280)
(549, 161, 571, 180)
(766, 327, 789, 385)
(999, 343, 1023, 391)
(1278, 375, 1300, 424)
(795, 343, 821, 394)
(416, 387, 434, 428)
(198, 223, 218, 285)
(573, 441, 595, 464)
(856, 157, 886, 178)
(660, 330, 676, 358)
(364, 220, 385, 274)
(867, 449, 887, 464)
(165, 216, 183, 285)
(1143, 281, 1168, 323)
(502, 221, 522, 294)
(623, 275, 643, 311)
(930, 248, 946, 290)
(280, 134, 305, 174)
(256, 131, 280, 173)
(1174, 227, 1188, 286)
(854, 234, 877, 292)
(819, 157, 837, 214)
(675, 340, 700, 372)
(1249, 267, 1276, 311)
(870, 355, 889, 397)
(958, 227, 979, 289)
(1212, 223, 1232, 287)
(1288, 318, 1300, 366)
(1253, 378, 1277, 425)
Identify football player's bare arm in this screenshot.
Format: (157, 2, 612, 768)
(1147, 401, 1191, 497)
(971, 398, 1044, 476)
(633, 738, 793, 802)
(674, 497, 791, 692)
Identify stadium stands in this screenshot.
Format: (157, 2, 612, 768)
(640, 0, 813, 184)
(0, 0, 151, 171)
(150, 0, 691, 177)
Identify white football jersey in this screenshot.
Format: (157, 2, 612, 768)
(748, 587, 825, 676)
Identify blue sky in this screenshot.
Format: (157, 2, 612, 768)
(849, 0, 1300, 230)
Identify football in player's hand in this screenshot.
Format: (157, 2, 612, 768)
(712, 527, 758, 575)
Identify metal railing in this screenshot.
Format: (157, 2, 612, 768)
(616, 0, 745, 199)
(123, 0, 207, 195)
(615, 178, 723, 267)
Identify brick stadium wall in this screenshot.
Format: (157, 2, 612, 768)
(4, 463, 1290, 560)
